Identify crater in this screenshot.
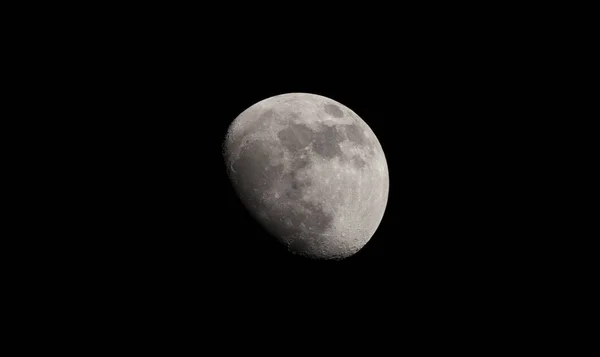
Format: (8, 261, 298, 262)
(324, 103, 344, 118)
(277, 123, 313, 152)
(312, 124, 344, 159)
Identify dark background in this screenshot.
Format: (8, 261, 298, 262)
(7, 3, 574, 346)
(89, 39, 516, 296)
(4, 5, 570, 348)
(42, 6, 548, 324)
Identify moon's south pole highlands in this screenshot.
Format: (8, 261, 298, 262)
(223, 93, 389, 260)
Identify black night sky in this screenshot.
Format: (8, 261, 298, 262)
(72, 10, 536, 321)
(105, 53, 508, 289)
(9, 2, 564, 347)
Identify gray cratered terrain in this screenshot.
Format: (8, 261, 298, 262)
(223, 93, 389, 260)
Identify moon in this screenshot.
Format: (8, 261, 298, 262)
(223, 93, 389, 260)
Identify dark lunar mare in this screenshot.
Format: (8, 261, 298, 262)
(277, 123, 313, 152)
(324, 103, 344, 118)
(311, 124, 345, 159)
(343, 123, 377, 165)
(343, 123, 366, 146)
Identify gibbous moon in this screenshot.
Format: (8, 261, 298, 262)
(223, 93, 389, 260)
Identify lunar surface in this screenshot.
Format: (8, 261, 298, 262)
(223, 93, 389, 260)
